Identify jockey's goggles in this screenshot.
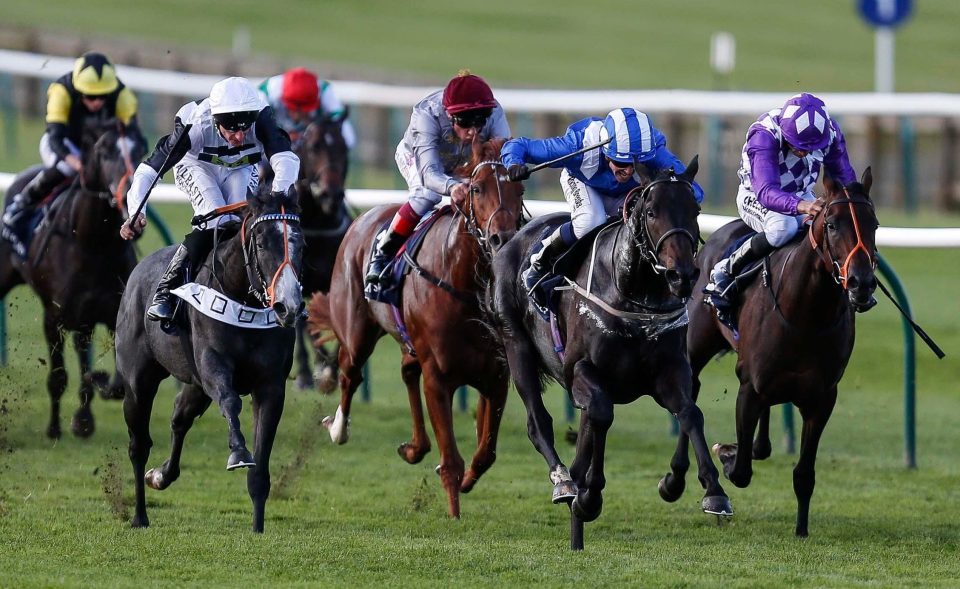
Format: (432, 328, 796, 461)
(81, 94, 108, 102)
(451, 109, 492, 129)
(608, 158, 635, 168)
(214, 110, 258, 132)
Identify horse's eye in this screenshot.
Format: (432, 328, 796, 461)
(470, 185, 481, 195)
(645, 208, 655, 219)
(826, 222, 837, 231)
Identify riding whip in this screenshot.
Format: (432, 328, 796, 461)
(526, 136, 614, 175)
(124, 123, 193, 229)
(875, 278, 946, 359)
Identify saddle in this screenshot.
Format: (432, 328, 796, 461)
(526, 221, 614, 320)
(2, 179, 73, 260)
(364, 206, 451, 307)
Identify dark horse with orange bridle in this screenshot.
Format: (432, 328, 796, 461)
(308, 138, 524, 518)
(663, 169, 878, 537)
(490, 158, 732, 549)
(0, 125, 144, 438)
(117, 186, 304, 533)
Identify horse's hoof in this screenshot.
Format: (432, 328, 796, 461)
(460, 470, 478, 494)
(752, 440, 772, 460)
(47, 424, 62, 440)
(322, 407, 350, 444)
(226, 449, 256, 471)
(145, 468, 165, 490)
(552, 480, 578, 504)
(295, 371, 314, 391)
(702, 495, 734, 517)
(71, 414, 95, 439)
(571, 493, 602, 522)
(130, 516, 150, 529)
(712, 443, 738, 463)
(86, 370, 110, 393)
(315, 366, 337, 394)
(658, 473, 685, 503)
(396, 442, 428, 464)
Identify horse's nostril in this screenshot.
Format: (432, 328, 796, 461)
(273, 302, 287, 317)
(488, 234, 502, 250)
(665, 269, 682, 283)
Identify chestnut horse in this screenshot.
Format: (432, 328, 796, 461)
(666, 169, 878, 537)
(490, 159, 731, 549)
(308, 138, 523, 518)
(0, 125, 143, 438)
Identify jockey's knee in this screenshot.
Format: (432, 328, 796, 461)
(764, 220, 799, 247)
(571, 211, 603, 239)
(408, 187, 440, 217)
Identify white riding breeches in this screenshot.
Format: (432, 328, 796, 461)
(560, 168, 620, 239)
(173, 162, 259, 226)
(736, 186, 814, 247)
(39, 133, 80, 177)
(395, 145, 443, 217)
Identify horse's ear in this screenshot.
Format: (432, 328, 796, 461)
(634, 162, 653, 186)
(284, 184, 301, 213)
(822, 172, 840, 196)
(860, 166, 873, 195)
(680, 155, 699, 181)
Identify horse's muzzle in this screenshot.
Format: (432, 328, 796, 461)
(487, 230, 516, 253)
(273, 300, 305, 328)
(845, 273, 877, 312)
(665, 267, 700, 300)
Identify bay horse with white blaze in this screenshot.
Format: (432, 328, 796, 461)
(0, 125, 143, 438)
(116, 187, 304, 533)
(667, 169, 878, 537)
(308, 138, 523, 518)
(490, 159, 732, 549)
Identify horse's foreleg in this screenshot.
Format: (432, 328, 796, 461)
(70, 330, 96, 438)
(217, 392, 254, 470)
(322, 326, 379, 444)
(714, 382, 764, 489)
(397, 355, 430, 464)
(753, 407, 772, 460)
(659, 372, 699, 503)
(568, 361, 612, 523)
(123, 372, 161, 528)
(145, 384, 211, 491)
(504, 338, 572, 502)
(793, 389, 837, 537)
(461, 379, 508, 494)
(42, 313, 67, 439)
(248, 384, 286, 533)
(293, 317, 313, 390)
(422, 372, 464, 519)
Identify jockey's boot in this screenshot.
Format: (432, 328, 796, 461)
(704, 233, 776, 306)
(522, 226, 572, 294)
(147, 244, 190, 322)
(2, 167, 66, 233)
(365, 203, 421, 287)
(364, 229, 407, 287)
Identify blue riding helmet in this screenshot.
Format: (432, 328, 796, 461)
(601, 107, 656, 164)
(779, 93, 832, 152)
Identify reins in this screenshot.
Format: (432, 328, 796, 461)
(622, 176, 698, 274)
(807, 191, 876, 288)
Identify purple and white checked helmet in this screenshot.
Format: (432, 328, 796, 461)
(779, 93, 831, 152)
(601, 108, 656, 163)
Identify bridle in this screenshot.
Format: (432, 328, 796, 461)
(456, 159, 519, 255)
(621, 176, 699, 274)
(807, 190, 877, 289)
(240, 207, 303, 307)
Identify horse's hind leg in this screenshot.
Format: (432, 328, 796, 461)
(145, 384, 212, 491)
(248, 382, 286, 533)
(753, 407, 772, 460)
(461, 379, 508, 494)
(313, 342, 339, 394)
(70, 330, 96, 438)
(294, 316, 313, 390)
(568, 360, 612, 523)
(793, 388, 837, 537)
(397, 354, 430, 464)
(42, 312, 67, 439)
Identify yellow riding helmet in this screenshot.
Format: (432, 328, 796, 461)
(72, 52, 119, 96)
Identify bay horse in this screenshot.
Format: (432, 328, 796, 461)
(292, 114, 351, 391)
(115, 187, 304, 533)
(667, 169, 878, 537)
(308, 138, 523, 518)
(490, 158, 732, 549)
(0, 125, 143, 438)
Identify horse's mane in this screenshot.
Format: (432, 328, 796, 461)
(453, 138, 508, 179)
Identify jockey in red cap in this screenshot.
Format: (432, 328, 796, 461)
(258, 68, 356, 147)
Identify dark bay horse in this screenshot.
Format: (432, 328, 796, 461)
(308, 138, 523, 518)
(116, 187, 304, 533)
(670, 169, 878, 537)
(0, 126, 144, 438)
(490, 159, 731, 548)
(292, 114, 351, 391)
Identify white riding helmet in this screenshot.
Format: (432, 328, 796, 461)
(209, 77, 263, 130)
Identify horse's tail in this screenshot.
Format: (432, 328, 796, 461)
(305, 292, 336, 346)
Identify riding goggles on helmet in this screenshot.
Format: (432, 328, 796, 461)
(451, 108, 492, 129)
(214, 110, 258, 132)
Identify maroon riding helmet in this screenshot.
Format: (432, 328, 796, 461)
(442, 72, 496, 114)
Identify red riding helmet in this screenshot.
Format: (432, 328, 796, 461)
(442, 71, 496, 114)
(281, 67, 320, 113)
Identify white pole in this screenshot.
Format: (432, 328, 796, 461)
(875, 27, 895, 93)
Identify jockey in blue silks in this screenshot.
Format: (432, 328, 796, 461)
(501, 107, 704, 292)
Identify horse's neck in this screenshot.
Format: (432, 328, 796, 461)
(69, 190, 121, 244)
(611, 223, 668, 303)
(198, 237, 256, 304)
(435, 215, 487, 287)
(768, 238, 846, 322)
